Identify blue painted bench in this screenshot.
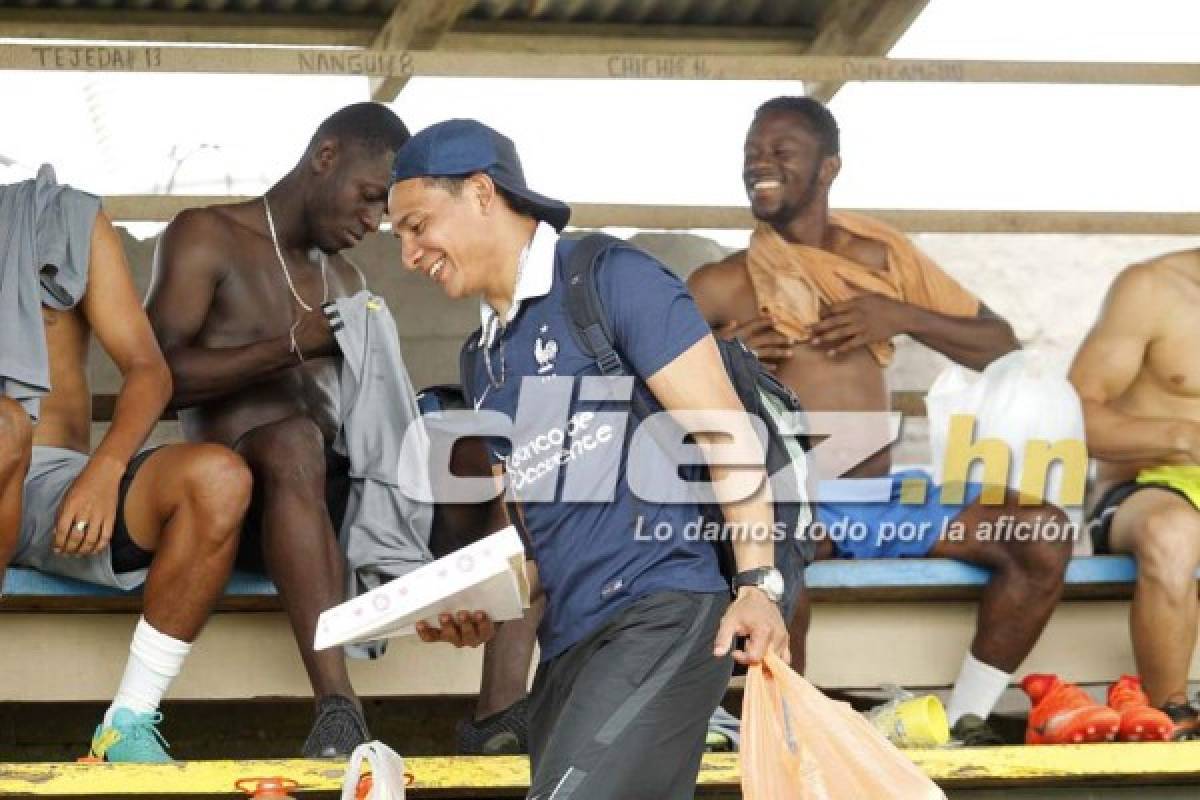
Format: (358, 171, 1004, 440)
(3, 556, 1182, 695)
(2, 556, 1155, 609)
(1, 568, 279, 611)
(804, 555, 1162, 602)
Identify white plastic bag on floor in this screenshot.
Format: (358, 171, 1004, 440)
(341, 740, 410, 800)
(926, 350, 1086, 507)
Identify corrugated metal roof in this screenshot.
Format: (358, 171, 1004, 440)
(0, 0, 824, 26)
(463, 0, 825, 27)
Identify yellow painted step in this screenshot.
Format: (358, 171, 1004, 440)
(3, 744, 1200, 796)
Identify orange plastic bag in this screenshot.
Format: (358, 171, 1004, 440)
(741, 653, 947, 800)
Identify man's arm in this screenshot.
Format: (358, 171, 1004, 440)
(691, 250, 1016, 371)
(1069, 264, 1199, 464)
(686, 257, 742, 327)
(812, 295, 1019, 370)
(144, 209, 333, 409)
(53, 212, 172, 556)
(909, 302, 1019, 369)
(644, 334, 789, 665)
(687, 255, 796, 369)
(811, 235, 1017, 369)
(910, 302, 1021, 368)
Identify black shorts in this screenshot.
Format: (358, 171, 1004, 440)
(527, 591, 732, 800)
(109, 446, 164, 574)
(235, 446, 352, 573)
(1088, 479, 1195, 554)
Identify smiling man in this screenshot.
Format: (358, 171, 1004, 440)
(144, 102, 409, 756)
(388, 119, 789, 800)
(687, 96, 1076, 745)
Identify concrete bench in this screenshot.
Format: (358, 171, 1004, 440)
(5, 554, 1196, 701)
(803, 555, 1200, 690)
(18, 390, 1154, 700)
(0, 566, 486, 702)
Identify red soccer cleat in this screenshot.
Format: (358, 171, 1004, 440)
(1107, 675, 1174, 742)
(1021, 673, 1121, 745)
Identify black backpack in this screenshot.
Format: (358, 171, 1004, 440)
(460, 234, 814, 618)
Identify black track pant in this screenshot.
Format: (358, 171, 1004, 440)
(527, 590, 733, 800)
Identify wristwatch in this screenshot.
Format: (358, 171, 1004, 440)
(733, 567, 785, 605)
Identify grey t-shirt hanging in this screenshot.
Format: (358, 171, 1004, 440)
(0, 164, 100, 420)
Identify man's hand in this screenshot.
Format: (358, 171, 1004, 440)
(53, 456, 124, 556)
(713, 588, 790, 666)
(415, 611, 496, 648)
(291, 309, 338, 361)
(718, 315, 796, 370)
(811, 294, 910, 356)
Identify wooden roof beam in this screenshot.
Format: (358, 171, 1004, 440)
(97, 196, 1200, 235)
(368, 0, 468, 102)
(804, 0, 930, 103)
(4, 46, 1197, 86)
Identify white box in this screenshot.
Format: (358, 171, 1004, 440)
(314, 526, 530, 651)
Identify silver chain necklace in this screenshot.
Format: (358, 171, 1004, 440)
(482, 239, 533, 390)
(263, 195, 328, 313)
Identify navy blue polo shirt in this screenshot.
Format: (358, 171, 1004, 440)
(463, 227, 729, 662)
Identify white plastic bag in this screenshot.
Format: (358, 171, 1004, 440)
(926, 350, 1086, 507)
(340, 741, 409, 800)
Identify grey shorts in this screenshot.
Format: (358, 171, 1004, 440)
(14, 445, 158, 590)
(527, 591, 733, 800)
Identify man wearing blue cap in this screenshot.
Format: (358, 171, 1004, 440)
(389, 119, 789, 800)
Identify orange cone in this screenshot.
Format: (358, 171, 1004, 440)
(1021, 673, 1120, 745)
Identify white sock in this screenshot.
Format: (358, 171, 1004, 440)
(103, 617, 192, 727)
(945, 651, 1012, 726)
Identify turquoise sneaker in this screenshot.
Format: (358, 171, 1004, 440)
(89, 709, 172, 763)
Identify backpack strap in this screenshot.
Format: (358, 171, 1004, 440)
(561, 234, 661, 425)
(562, 233, 628, 377)
(561, 234, 670, 550)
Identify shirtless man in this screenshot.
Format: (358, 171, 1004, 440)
(144, 102, 412, 756)
(1, 174, 251, 763)
(146, 103, 534, 756)
(688, 96, 1073, 744)
(1070, 248, 1200, 737)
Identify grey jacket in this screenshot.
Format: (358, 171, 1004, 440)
(0, 165, 99, 419)
(324, 291, 435, 602)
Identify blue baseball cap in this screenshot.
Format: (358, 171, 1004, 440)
(391, 119, 571, 232)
